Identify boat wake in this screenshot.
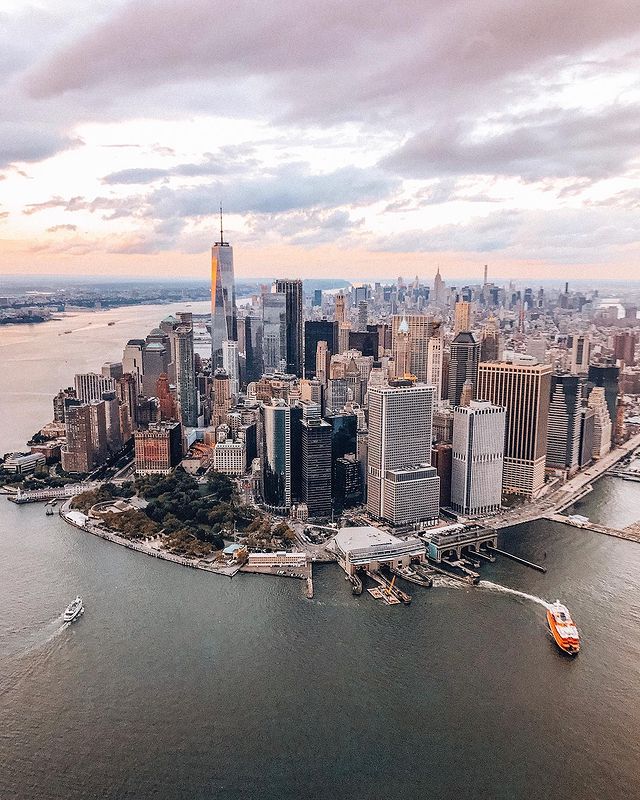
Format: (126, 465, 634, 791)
(478, 580, 552, 610)
(432, 575, 467, 589)
(0, 615, 71, 698)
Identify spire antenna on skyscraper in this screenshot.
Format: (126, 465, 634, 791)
(217, 202, 227, 246)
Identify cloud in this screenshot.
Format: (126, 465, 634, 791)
(46, 223, 77, 232)
(373, 206, 640, 262)
(21, 2, 640, 106)
(101, 167, 170, 185)
(382, 105, 640, 182)
(23, 194, 142, 217)
(101, 150, 258, 184)
(0, 122, 80, 168)
(146, 163, 399, 219)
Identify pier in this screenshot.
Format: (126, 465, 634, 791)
(545, 513, 640, 544)
(422, 526, 498, 563)
(7, 482, 100, 504)
(485, 545, 547, 573)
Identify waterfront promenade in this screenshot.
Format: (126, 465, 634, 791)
(59, 499, 313, 587)
(476, 432, 640, 534)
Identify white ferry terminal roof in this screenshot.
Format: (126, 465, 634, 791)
(334, 526, 405, 551)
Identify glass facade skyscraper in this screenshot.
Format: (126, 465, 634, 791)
(211, 236, 237, 371)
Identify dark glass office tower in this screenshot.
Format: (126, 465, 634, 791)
(449, 332, 480, 407)
(275, 279, 303, 376)
(587, 364, 619, 442)
(304, 320, 338, 377)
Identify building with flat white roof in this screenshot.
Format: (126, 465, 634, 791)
(332, 526, 426, 576)
(246, 552, 307, 568)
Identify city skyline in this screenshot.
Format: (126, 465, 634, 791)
(1, 2, 640, 281)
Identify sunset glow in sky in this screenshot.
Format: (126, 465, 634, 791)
(1, 0, 640, 282)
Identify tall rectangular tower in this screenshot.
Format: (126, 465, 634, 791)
(449, 332, 480, 406)
(451, 401, 505, 516)
(262, 292, 287, 374)
(211, 218, 237, 371)
(546, 374, 583, 474)
(275, 279, 303, 377)
(367, 383, 439, 525)
(391, 315, 440, 384)
(477, 358, 551, 498)
(174, 321, 198, 428)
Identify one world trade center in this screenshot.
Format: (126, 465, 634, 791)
(211, 210, 237, 370)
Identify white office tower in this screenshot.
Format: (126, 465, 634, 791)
(366, 383, 440, 526)
(588, 387, 612, 459)
(222, 340, 240, 398)
(122, 339, 145, 394)
(74, 372, 116, 403)
(451, 401, 506, 516)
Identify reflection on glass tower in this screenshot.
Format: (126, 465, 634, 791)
(211, 209, 237, 370)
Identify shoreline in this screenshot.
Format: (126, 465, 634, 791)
(59, 499, 312, 586)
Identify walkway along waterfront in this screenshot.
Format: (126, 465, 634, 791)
(58, 499, 312, 588)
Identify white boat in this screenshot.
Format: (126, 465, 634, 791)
(63, 596, 84, 623)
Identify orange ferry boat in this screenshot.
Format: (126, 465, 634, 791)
(546, 601, 580, 655)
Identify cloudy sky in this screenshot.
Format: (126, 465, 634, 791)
(1, 0, 640, 282)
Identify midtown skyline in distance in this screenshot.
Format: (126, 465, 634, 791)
(1, 2, 640, 282)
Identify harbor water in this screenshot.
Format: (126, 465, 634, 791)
(1, 305, 640, 799)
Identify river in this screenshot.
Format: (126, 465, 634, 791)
(1, 305, 639, 799)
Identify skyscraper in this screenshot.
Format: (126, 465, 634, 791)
(366, 383, 440, 525)
(546, 374, 583, 474)
(244, 314, 264, 383)
(122, 339, 145, 394)
(304, 320, 338, 378)
(211, 213, 238, 370)
(222, 340, 240, 397)
(391, 315, 441, 385)
(300, 402, 332, 517)
(335, 293, 346, 324)
(480, 317, 501, 362)
(613, 332, 636, 366)
(262, 292, 287, 374)
(61, 404, 94, 473)
(212, 369, 232, 428)
(587, 363, 619, 442)
(134, 421, 183, 475)
(588, 387, 612, 458)
(433, 266, 445, 305)
(451, 401, 505, 516)
(260, 400, 291, 512)
(448, 332, 480, 407)
(74, 372, 116, 403)
(275, 279, 303, 376)
(141, 340, 170, 397)
(174, 321, 198, 427)
(453, 301, 472, 336)
(477, 357, 551, 498)
(315, 340, 330, 387)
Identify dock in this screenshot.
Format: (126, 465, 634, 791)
(485, 545, 547, 572)
(545, 513, 640, 544)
